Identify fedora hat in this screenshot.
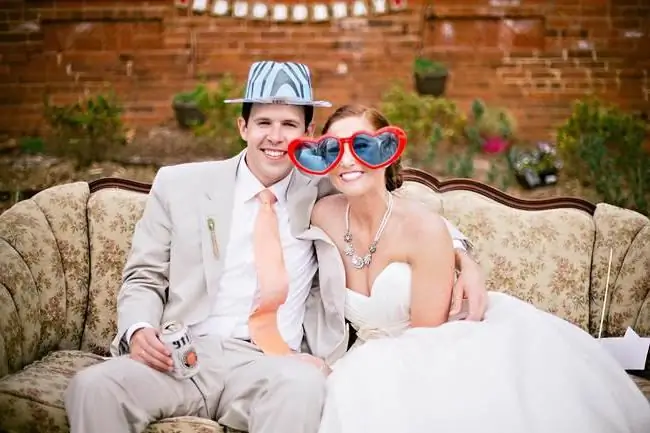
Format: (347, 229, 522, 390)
(224, 61, 332, 107)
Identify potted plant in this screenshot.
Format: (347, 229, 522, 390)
(413, 57, 448, 97)
(172, 84, 208, 129)
(508, 142, 563, 189)
(469, 99, 517, 154)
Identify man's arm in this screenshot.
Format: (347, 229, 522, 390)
(115, 168, 172, 354)
(440, 216, 487, 321)
(439, 216, 476, 265)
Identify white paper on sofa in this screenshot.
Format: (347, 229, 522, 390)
(598, 327, 650, 370)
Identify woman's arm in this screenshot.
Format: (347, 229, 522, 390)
(408, 214, 456, 328)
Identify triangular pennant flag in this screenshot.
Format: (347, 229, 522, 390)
(272, 4, 288, 21)
(211, 0, 229, 15)
(192, 0, 209, 13)
(352, 0, 368, 16)
(372, 0, 387, 14)
(233, 1, 248, 17)
(313, 4, 329, 22)
(332, 2, 348, 19)
(251, 2, 268, 19)
(390, 0, 407, 10)
(292, 4, 309, 21)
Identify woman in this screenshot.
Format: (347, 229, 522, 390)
(287, 104, 650, 433)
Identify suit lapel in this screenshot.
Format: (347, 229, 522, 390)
(199, 152, 243, 294)
(290, 172, 347, 321)
(287, 169, 319, 237)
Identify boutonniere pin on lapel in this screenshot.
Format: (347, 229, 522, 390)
(207, 217, 220, 259)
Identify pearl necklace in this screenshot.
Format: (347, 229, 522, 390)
(343, 192, 394, 269)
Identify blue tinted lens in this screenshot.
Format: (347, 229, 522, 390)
(353, 132, 398, 166)
(294, 138, 340, 172)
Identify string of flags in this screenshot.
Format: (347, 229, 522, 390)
(175, 0, 408, 21)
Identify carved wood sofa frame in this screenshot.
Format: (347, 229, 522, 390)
(88, 167, 597, 214)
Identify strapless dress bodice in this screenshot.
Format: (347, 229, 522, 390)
(345, 262, 412, 342)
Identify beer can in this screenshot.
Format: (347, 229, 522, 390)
(160, 321, 200, 379)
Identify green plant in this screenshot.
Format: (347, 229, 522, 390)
(189, 75, 246, 156)
(173, 84, 209, 105)
(577, 135, 626, 207)
(556, 97, 650, 215)
(380, 83, 466, 165)
(445, 152, 475, 178)
(468, 99, 517, 140)
(19, 136, 44, 154)
(413, 57, 448, 77)
(43, 90, 126, 167)
(485, 155, 515, 191)
(172, 84, 210, 129)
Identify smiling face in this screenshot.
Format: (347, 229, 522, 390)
(325, 115, 388, 197)
(238, 103, 313, 187)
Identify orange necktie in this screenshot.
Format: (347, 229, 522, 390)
(248, 189, 292, 355)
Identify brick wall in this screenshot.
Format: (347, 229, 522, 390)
(0, 0, 648, 141)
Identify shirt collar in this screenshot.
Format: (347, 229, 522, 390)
(236, 151, 293, 204)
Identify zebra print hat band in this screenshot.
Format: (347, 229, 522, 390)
(224, 61, 332, 107)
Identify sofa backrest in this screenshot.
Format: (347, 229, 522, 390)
(396, 169, 650, 338)
(396, 180, 595, 332)
(1, 169, 648, 375)
(71, 171, 650, 354)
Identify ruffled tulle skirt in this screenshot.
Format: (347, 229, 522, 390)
(318, 292, 650, 433)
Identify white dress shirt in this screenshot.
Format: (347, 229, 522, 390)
(190, 157, 317, 350)
(126, 155, 317, 351)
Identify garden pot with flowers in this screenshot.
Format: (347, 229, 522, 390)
(508, 141, 564, 189)
(466, 99, 517, 154)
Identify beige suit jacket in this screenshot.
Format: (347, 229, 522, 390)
(110, 151, 348, 365)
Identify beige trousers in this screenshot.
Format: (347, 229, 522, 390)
(64, 335, 327, 433)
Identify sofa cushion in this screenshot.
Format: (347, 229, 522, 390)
(0, 350, 102, 432)
(81, 188, 147, 355)
(0, 350, 646, 433)
(0, 350, 226, 433)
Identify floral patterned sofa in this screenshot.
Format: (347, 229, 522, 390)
(0, 168, 649, 433)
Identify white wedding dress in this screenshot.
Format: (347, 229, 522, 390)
(318, 262, 650, 433)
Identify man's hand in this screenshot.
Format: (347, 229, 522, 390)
(450, 251, 487, 321)
(129, 327, 174, 372)
(292, 353, 332, 376)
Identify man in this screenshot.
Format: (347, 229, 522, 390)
(64, 61, 487, 433)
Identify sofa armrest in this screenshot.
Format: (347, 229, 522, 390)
(590, 203, 650, 337)
(626, 224, 650, 336)
(0, 182, 90, 378)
